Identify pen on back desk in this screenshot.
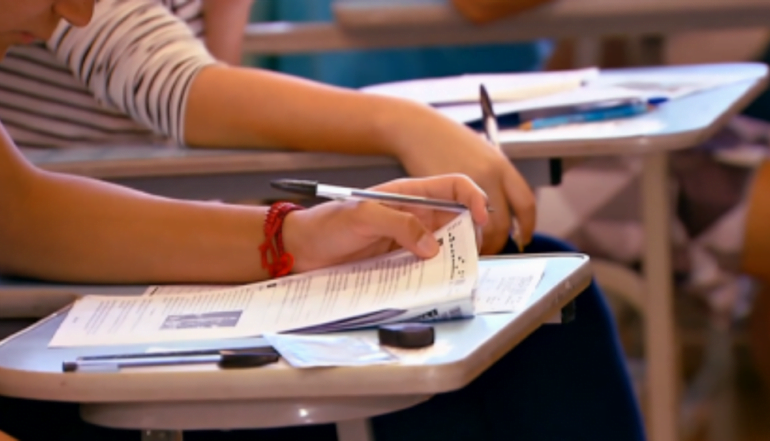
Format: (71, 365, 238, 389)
(515, 96, 667, 131)
(479, 84, 523, 253)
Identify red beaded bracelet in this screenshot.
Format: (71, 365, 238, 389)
(259, 202, 304, 278)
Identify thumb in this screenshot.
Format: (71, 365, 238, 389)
(353, 202, 439, 258)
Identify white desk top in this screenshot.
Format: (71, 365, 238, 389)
(0, 254, 589, 407)
(21, 146, 399, 181)
(19, 145, 553, 201)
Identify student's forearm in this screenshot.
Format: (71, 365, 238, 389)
(0, 169, 268, 284)
(183, 65, 433, 157)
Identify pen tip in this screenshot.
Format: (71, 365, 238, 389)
(479, 84, 495, 118)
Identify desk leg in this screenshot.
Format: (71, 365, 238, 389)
(336, 418, 374, 441)
(141, 430, 183, 441)
(642, 151, 679, 441)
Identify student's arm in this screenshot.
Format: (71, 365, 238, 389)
(0, 126, 268, 284)
(202, 0, 253, 65)
(50, 0, 535, 254)
(184, 66, 535, 253)
(0, 125, 487, 283)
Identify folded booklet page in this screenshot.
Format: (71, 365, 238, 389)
(49, 211, 481, 347)
(142, 259, 546, 317)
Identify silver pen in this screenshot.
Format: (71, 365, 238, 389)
(270, 179, 471, 212)
(480, 84, 523, 252)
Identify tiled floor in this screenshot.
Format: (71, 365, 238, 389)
(611, 292, 770, 441)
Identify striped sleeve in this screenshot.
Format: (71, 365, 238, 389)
(47, 0, 218, 145)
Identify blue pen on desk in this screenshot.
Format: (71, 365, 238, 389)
(519, 100, 655, 131)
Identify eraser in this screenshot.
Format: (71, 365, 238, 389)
(218, 351, 279, 369)
(62, 361, 78, 372)
(378, 323, 435, 349)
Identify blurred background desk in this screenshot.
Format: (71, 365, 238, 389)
(240, 0, 770, 67)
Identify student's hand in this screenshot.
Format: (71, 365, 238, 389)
(284, 175, 490, 273)
(388, 108, 536, 255)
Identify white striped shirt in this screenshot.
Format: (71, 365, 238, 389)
(0, 0, 217, 149)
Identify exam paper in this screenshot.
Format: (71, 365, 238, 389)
(594, 70, 762, 101)
(473, 260, 546, 314)
(436, 86, 646, 126)
(49, 212, 479, 347)
(361, 68, 598, 105)
(147, 261, 549, 316)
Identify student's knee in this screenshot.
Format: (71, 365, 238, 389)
(499, 234, 578, 255)
(526, 234, 578, 254)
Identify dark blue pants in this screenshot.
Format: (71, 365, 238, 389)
(0, 236, 646, 441)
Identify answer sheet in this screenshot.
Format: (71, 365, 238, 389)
(473, 260, 546, 314)
(50, 212, 479, 347)
(361, 68, 598, 105)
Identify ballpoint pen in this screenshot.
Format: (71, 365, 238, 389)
(479, 84, 524, 252)
(270, 179, 471, 213)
